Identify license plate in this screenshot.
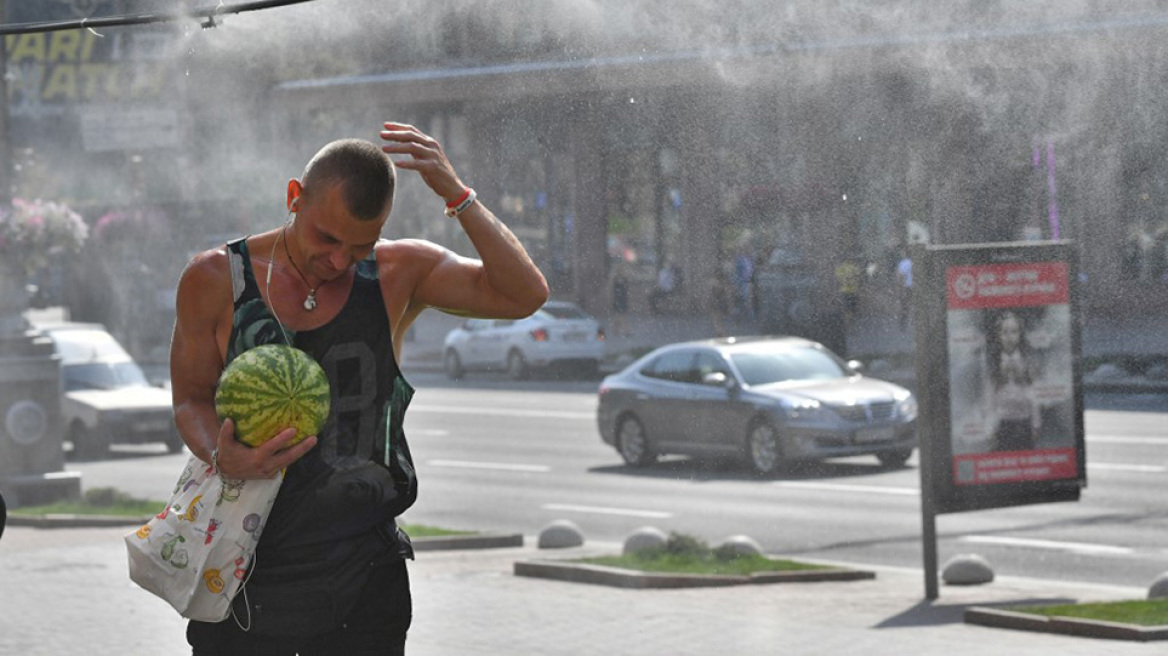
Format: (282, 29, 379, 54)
(855, 427, 896, 443)
(561, 331, 587, 342)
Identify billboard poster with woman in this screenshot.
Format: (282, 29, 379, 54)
(913, 242, 1084, 515)
(946, 262, 1077, 485)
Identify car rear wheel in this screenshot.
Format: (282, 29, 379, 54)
(617, 415, 656, 467)
(164, 430, 185, 454)
(745, 420, 782, 476)
(444, 350, 465, 380)
(70, 423, 107, 461)
(506, 350, 528, 380)
(876, 448, 913, 469)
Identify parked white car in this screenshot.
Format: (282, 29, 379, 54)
(442, 301, 605, 379)
(40, 323, 182, 460)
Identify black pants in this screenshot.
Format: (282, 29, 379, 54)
(187, 558, 411, 655)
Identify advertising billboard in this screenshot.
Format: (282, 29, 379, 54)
(915, 242, 1085, 515)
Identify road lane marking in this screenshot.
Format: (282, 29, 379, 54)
(1087, 462, 1166, 473)
(959, 535, 1133, 556)
(1089, 435, 1167, 445)
(542, 503, 673, 519)
(429, 460, 550, 473)
(773, 481, 919, 496)
(411, 405, 593, 420)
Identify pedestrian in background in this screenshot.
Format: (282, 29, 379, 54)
(649, 260, 679, 315)
(608, 258, 630, 337)
(835, 257, 862, 330)
(896, 251, 913, 330)
(733, 247, 755, 320)
(709, 267, 731, 337)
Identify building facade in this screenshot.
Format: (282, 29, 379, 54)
(6, 3, 1168, 353)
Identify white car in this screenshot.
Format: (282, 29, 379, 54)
(442, 301, 605, 379)
(40, 324, 182, 460)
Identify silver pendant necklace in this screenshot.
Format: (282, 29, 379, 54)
(280, 224, 320, 311)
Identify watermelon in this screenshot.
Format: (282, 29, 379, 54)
(214, 344, 331, 447)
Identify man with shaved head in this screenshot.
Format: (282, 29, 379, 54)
(170, 123, 548, 654)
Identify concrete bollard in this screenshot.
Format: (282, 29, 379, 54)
(622, 526, 668, 555)
(716, 535, 763, 557)
(1148, 572, 1168, 599)
(941, 553, 995, 585)
(537, 519, 585, 549)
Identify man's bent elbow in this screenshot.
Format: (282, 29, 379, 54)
(522, 275, 551, 315)
(496, 274, 549, 319)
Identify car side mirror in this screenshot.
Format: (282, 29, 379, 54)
(702, 371, 738, 390)
(846, 360, 865, 375)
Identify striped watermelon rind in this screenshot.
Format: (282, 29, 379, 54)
(214, 344, 331, 447)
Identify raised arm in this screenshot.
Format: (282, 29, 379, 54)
(379, 122, 548, 318)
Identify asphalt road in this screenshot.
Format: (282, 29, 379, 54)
(68, 374, 1168, 590)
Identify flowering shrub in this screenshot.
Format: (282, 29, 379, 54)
(93, 208, 168, 243)
(0, 198, 89, 277)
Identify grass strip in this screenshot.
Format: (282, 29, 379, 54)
(1009, 599, 1168, 626)
(578, 552, 831, 576)
(10, 488, 163, 516)
(400, 524, 477, 538)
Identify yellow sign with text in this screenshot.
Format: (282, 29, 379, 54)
(4, 29, 173, 106)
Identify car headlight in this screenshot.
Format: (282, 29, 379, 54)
(896, 395, 918, 422)
(780, 399, 834, 422)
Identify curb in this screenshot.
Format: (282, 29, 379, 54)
(7, 513, 150, 528)
(5, 515, 525, 553)
(513, 559, 876, 589)
(965, 606, 1168, 642)
(413, 532, 524, 551)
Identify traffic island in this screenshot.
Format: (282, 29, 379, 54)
(513, 559, 875, 589)
(966, 605, 1168, 642)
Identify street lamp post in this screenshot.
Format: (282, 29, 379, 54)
(0, 2, 81, 507)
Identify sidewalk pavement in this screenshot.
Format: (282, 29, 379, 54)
(0, 524, 1161, 656)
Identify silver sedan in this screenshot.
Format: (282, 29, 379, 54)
(597, 336, 918, 475)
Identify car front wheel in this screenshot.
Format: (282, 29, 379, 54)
(164, 430, 185, 454)
(444, 350, 465, 380)
(70, 423, 107, 461)
(617, 415, 656, 467)
(745, 420, 782, 476)
(876, 448, 913, 469)
(506, 350, 528, 380)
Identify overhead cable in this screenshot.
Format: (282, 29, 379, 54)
(0, 0, 320, 35)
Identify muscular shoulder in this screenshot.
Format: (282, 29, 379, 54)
(176, 245, 234, 311)
(375, 238, 451, 280)
(182, 245, 232, 285)
(373, 238, 459, 316)
(376, 238, 445, 264)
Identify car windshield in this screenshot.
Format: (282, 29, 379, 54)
(62, 362, 150, 392)
(729, 348, 848, 386)
(539, 305, 588, 320)
(48, 329, 132, 363)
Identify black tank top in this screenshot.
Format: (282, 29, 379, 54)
(224, 238, 417, 568)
